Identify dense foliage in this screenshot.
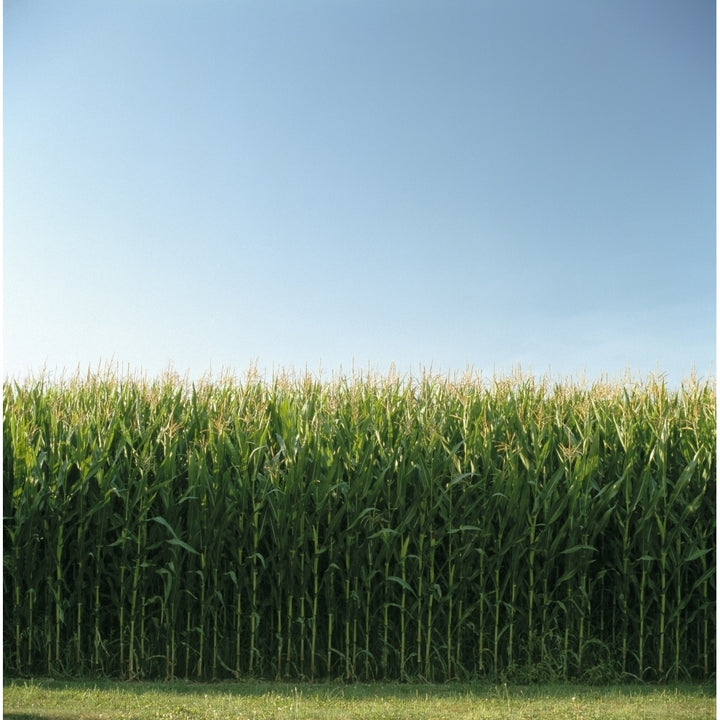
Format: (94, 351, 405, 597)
(3, 370, 715, 682)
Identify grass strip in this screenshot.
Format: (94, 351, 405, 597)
(3, 679, 716, 720)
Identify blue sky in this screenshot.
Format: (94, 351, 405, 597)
(3, 0, 716, 385)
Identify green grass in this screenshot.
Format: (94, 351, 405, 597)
(3, 679, 716, 719)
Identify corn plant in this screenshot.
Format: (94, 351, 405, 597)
(3, 369, 715, 681)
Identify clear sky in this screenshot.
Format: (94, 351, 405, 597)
(3, 0, 716, 385)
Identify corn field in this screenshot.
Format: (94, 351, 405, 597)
(3, 369, 715, 682)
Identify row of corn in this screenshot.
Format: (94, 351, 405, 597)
(3, 369, 715, 681)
